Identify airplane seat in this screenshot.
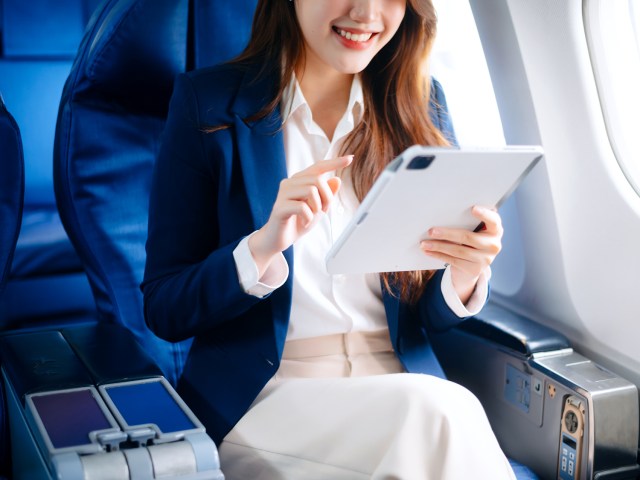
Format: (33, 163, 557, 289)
(53, 0, 195, 387)
(0, 93, 25, 480)
(53, 0, 262, 388)
(0, 0, 100, 328)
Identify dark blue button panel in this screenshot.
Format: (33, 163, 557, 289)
(105, 381, 196, 434)
(31, 389, 111, 449)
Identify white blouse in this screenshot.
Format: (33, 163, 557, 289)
(232, 75, 489, 340)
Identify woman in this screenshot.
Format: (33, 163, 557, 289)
(143, 0, 515, 478)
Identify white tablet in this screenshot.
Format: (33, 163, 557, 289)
(325, 145, 543, 274)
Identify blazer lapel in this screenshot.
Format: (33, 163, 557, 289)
(231, 64, 292, 360)
(231, 65, 287, 230)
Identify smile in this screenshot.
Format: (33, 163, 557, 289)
(332, 27, 376, 43)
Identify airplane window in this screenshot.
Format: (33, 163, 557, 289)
(585, 0, 640, 195)
(431, 0, 525, 296)
(431, 0, 505, 147)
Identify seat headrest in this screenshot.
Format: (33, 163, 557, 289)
(72, 0, 188, 116)
(192, 0, 258, 69)
(1, 0, 87, 58)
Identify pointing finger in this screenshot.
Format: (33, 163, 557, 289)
(302, 155, 353, 176)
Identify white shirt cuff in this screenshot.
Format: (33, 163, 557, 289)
(233, 234, 289, 298)
(441, 265, 491, 318)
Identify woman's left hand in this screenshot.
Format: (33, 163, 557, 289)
(420, 205, 503, 305)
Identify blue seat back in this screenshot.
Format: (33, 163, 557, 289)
(0, 94, 24, 479)
(53, 0, 260, 385)
(191, 0, 258, 69)
(54, 0, 192, 384)
(0, 0, 89, 207)
(0, 0, 100, 325)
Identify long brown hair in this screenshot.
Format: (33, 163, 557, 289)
(232, 0, 450, 303)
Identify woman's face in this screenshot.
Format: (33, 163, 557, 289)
(294, 0, 407, 76)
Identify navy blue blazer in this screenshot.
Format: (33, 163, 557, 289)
(142, 62, 467, 445)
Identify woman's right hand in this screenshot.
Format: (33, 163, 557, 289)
(248, 155, 353, 277)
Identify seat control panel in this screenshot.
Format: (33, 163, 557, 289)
(558, 395, 585, 480)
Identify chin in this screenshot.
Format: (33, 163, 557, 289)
(332, 59, 373, 75)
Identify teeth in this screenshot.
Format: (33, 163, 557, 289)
(336, 28, 373, 42)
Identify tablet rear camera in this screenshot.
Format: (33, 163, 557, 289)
(407, 155, 435, 170)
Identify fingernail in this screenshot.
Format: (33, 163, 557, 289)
(429, 228, 440, 237)
(421, 241, 434, 250)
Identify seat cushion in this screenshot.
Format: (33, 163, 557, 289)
(0, 206, 96, 326)
(10, 208, 83, 278)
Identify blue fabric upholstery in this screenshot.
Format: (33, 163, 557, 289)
(191, 0, 258, 69)
(2, 0, 86, 58)
(54, 0, 193, 385)
(52, 0, 263, 386)
(0, 0, 98, 323)
(0, 93, 24, 480)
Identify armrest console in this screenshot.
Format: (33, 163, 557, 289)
(433, 301, 639, 480)
(0, 325, 224, 480)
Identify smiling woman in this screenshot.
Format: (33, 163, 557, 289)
(142, 0, 517, 478)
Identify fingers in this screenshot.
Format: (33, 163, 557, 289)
(420, 241, 493, 275)
(420, 205, 503, 275)
(282, 176, 334, 213)
(426, 226, 501, 255)
(286, 155, 352, 212)
(278, 199, 315, 228)
(300, 155, 353, 176)
(426, 206, 502, 249)
(471, 205, 502, 234)
(284, 184, 324, 214)
(327, 176, 341, 195)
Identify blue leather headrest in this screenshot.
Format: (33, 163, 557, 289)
(0, 95, 24, 298)
(72, 0, 188, 116)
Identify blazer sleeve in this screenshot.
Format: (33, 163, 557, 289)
(142, 74, 264, 342)
(416, 270, 471, 332)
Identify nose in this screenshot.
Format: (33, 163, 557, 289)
(350, 0, 380, 24)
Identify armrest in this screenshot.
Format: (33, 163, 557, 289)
(0, 330, 94, 403)
(0, 324, 162, 403)
(433, 302, 639, 479)
(1, 324, 224, 480)
(62, 323, 163, 384)
(457, 302, 571, 356)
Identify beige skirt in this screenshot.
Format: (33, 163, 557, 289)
(218, 329, 515, 480)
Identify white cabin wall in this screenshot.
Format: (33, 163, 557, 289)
(469, 0, 640, 387)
